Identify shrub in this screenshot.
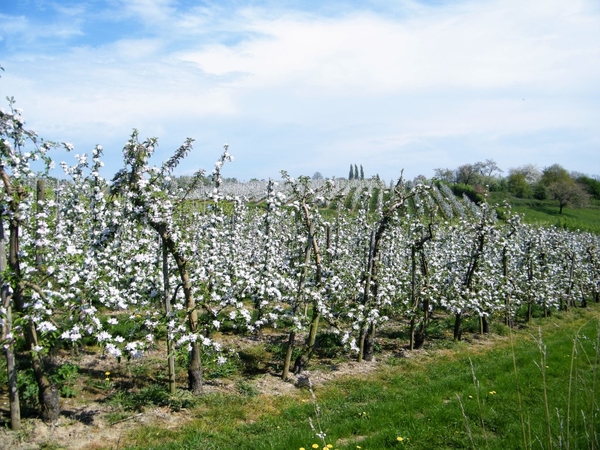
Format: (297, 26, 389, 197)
(313, 331, 345, 358)
(450, 183, 485, 204)
(533, 183, 547, 200)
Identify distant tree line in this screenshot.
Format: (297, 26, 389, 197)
(348, 164, 365, 180)
(434, 160, 598, 214)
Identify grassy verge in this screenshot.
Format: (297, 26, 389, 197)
(120, 305, 599, 450)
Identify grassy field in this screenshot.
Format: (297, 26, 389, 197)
(119, 305, 600, 450)
(490, 193, 600, 234)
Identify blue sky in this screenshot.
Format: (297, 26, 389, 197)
(1, 0, 599, 182)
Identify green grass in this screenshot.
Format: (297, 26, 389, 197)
(489, 193, 600, 233)
(120, 305, 600, 450)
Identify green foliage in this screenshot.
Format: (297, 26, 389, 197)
(51, 363, 79, 398)
(540, 163, 571, 185)
(237, 343, 273, 375)
(202, 348, 240, 379)
(533, 183, 547, 199)
(577, 175, 600, 200)
(101, 313, 148, 342)
(313, 331, 345, 358)
(425, 317, 452, 339)
(88, 375, 113, 392)
(343, 187, 356, 210)
(0, 356, 7, 387)
(268, 341, 303, 362)
(369, 188, 380, 212)
(17, 368, 39, 411)
(506, 172, 531, 198)
(108, 385, 198, 412)
(104, 410, 132, 424)
(235, 380, 259, 397)
(38, 442, 67, 450)
(450, 183, 484, 204)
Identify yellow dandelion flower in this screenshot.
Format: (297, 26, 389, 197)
(489, 390, 496, 395)
(327, 445, 333, 449)
(300, 448, 305, 450)
(105, 371, 111, 376)
(312, 444, 319, 449)
(397, 436, 404, 442)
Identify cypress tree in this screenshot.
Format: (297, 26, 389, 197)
(349, 164, 354, 180)
(360, 165, 364, 180)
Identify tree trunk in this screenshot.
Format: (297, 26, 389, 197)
(453, 312, 462, 341)
(359, 230, 376, 363)
(409, 318, 416, 351)
(282, 331, 296, 381)
(504, 304, 511, 327)
(357, 326, 366, 363)
(412, 315, 427, 350)
(3, 333, 20, 429)
(579, 286, 587, 308)
(363, 323, 376, 361)
(162, 239, 176, 394)
(282, 212, 315, 379)
(306, 309, 320, 357)
(300, 205, 323, 362)
(188, 340, 202, 393)
(409, 246, 417, 351)
(158, 228, 203, 393)
(29, 342, 59, 423)
(0, 215, 20, 430)
(186, 285, 202, 394)
(479, 315, 489, 334)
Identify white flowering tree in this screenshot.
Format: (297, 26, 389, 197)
(108, 131, 207, 392)
(397, 186, 464, 350)
(276, 172, 335, 379)
(493, 204, 524, 326)
(242, 179, 289, 328)
(434, 196, 496, 340)
(106, 132, 255, 393)
(350, 174, 431, 361)
(0, 96, 66, 425)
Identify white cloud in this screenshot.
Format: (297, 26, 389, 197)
(1, 0, 599, 179)
(117, 0, 177, 26)
(178, 0, 600, 94)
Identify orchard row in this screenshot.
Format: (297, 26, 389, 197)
(1, 103, 598, 426)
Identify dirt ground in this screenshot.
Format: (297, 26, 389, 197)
(0, 341, 386, 450)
